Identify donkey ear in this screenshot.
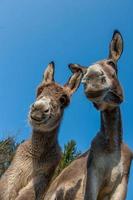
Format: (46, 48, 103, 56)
(69, 63, 87, 74)
(64, 71, 83, 95)
(109, 30, 123, 62)
(42, 62, 55, 83)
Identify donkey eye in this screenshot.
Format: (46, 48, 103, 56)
(59, 95, 68, 107)
(108, 61, 116, 68)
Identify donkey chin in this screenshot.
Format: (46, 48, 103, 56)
(89, 89, 123, 111)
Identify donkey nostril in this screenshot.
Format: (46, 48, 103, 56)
(44, 109, 49, 113)
(100, 70, 104, 76)
(101, 77, 106, 84)
(82, 77, 89, 83)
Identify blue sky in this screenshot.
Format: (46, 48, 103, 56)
(0, 0, 132, 198)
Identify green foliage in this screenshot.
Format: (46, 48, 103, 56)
(55, 140, 81, 177)
(0, 137, 19, 177)
(0, 137, 81, 180)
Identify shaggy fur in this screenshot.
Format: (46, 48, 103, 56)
(44, 31, 132, 200)
(0, 62, 82, 200)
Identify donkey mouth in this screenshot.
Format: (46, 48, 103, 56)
(31, 116, 43, 122)
(87, 89, 123, 106)
(86, 89, 108, 100)
(30, 115, 50, 124)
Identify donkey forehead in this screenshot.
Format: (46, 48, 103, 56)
(41, 83, 68, 97)
(86, 63, 103, 73)
(86, 62, 116, 75)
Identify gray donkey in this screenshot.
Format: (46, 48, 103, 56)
(44, 31, 133, 200)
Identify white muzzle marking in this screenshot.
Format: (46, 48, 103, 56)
(34, 97, 51, 110)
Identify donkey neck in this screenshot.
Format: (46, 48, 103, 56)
(31, 126, 60, 158)
(100, 106, 123, 150)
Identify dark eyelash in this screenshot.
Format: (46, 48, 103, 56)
(107, 61, 116, 69)
(60, 95, 69, 107)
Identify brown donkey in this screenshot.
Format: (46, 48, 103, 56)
(44, 31, 133, 200)
(70, 30, 133, 200)
(0, 62, 82, 200)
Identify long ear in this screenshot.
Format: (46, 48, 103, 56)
(109, 30, 123, 62)
(65, 72, 83, 95)
(69, 63, 87, 74)
(42, 61, 55, 83)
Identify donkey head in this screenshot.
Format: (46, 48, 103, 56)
(69, 31, 124, 110)
(29, 62, 82, 132)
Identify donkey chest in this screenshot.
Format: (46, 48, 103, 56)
(18, 154, 55, 186)
(93, 152, 124, 184)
